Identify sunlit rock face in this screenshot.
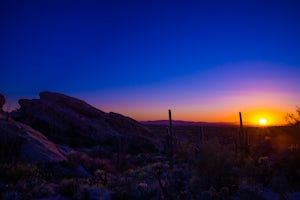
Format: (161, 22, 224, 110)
(12, 91, 157, 153)
(0, 115, 66, 163)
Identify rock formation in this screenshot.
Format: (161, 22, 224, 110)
(12, 91, 157, 153)
(0, 115, 66, 163)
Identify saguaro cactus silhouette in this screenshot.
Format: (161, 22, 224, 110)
(239, 112, 243, 148)
(168, 109, 173, 158)
(239, 112, 249, 152)
(0, 93, 5, 113)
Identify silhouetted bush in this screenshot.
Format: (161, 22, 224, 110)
(0, 163, 38, 183)
(58, 179, 79, 198)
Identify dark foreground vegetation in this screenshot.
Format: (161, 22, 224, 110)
(0, 92, 299, 200)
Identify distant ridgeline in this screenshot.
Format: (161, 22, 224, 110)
(141, 120, 237, 126)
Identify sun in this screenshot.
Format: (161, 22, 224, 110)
(258, 118, 267, 125)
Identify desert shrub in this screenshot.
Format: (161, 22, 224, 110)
(285, 106, 300, 125)
(174, 139, 197, 162)
(66, 151, 111, 174)
(112, 153, 132, 173)
(191, 139, 237, 188)
(268, 175, 288, 193)
(58, 179, 79, 198)
(235, 185, 264, 200)
(165, 166, 194, 200)
(111, 182, 157, 200)
(272, 147, 300, 190)
(1, 191, 22, 200)
(0, 163, 38, 183)
(80, 187, 110, 200)
(38, 162, 84, 181)
(124, 162, 194, 199)
(108, 163, 170, 199)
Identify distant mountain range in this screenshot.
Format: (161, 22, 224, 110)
(140, 120, 238, 127)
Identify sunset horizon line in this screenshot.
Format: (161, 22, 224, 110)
(1, 91, 294, 127)
(138, 118, 287, 126)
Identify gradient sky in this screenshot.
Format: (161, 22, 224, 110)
(1, 0, 300, 125)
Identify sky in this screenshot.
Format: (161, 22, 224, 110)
(1, 0, 300, 125)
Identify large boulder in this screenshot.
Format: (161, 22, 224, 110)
(0, 115, 66, 163)
(12, 92, 157, 153)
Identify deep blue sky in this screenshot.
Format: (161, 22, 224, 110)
(1, 0, 300, 123)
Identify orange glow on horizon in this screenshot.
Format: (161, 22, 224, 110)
(82, 89, 296, 126)
(115, 108, 288, 126)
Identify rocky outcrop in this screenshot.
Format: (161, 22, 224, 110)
(0, 114, 66, 163)
(12, 92, 157, 153)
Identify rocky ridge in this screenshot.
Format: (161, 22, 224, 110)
(12, 91, 157, 152)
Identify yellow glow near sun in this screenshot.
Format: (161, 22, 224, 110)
(244, 110, 282, 126)
(259, 118, 267, 125)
